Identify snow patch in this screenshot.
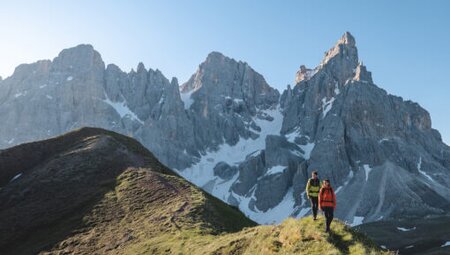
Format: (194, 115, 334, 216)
(363, 164, 372, 182)
(102, 94, 144, 124)
(46, 95, 53, 100)
(351, 216, 364, 226)
(284, 130, 315, 160)
(158, 96, 165, 105)
(39, 84, 47, 89)
(211, 173, 240, 201)
(180, 90, 195, 110)
(336, 170, 354, 194)
(321, 97, 335, 118)
(7, 138, 15, 144)
(441, 241, 450, 248)
(14, 92, 24, 98)
(334, 81, 340, 95)
(299, 142, 316, 160)
(285, 128, 303, 143)
(397, 227, 416, 232)
(178, 107, 284, 223)
(405, 245, 414, 249)
(9, 173, 22, 183)
(66, 76, 73, 81)
(236, 188, 296, 224)
(379, 138, 389, 143)
(179, 107, 282, 188)
(266, 166, 286, 176)
(417, 157, 435, 182)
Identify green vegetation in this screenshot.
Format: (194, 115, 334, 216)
(45, 168, 390, 255)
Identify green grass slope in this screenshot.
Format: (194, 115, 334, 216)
(0, 127, 390, 255)
(33, 169, 391, 255)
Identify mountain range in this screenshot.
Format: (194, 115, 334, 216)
(0, 32, 449, 227)
(0, 127, 389, 254)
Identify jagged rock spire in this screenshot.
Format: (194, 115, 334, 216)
(318, 32, 359, 85)
(353, 62, 373, 83)
(295, 65, 315, 83)
(137, 62, 146, 73)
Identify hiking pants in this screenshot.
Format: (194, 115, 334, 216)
(309, 197, 318, 218)
(322, 206, 334, 230)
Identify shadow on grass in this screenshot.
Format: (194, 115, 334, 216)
(327, 229, 355, 254)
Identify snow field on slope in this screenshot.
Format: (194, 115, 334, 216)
(102, 93, 144, 124)
(179, 107, 302, 224)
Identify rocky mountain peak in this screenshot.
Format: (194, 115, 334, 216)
(105, 63, 121, 72)
(315, 32, 359, 85)
(205, 51, 228, 63)
(197, 51, 248, 79)
(52, 44, 105, 73)
(170, 77, 179, 87)
(320, 32, 357, 64)
(180, 51, 278, 100)
(137, 62, 146, 73)
(180, 51, 279, 112)
(180, 51, 227, 93)
(339, 31, 356, 46)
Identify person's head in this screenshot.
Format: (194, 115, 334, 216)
(312, 171, 318, 179)
(323, 179, 331, 187)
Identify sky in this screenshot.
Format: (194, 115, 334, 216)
(0, 0, 449, 144)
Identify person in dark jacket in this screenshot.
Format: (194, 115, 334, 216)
(305, 170, 320, 220)
(319, 179, 336, 232)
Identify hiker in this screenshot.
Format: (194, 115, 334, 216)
(305, 170, 320, 220)
(319, 179, 336, 232)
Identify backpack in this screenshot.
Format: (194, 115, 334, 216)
(309, 178, 320, 187)
(320, 187, 335, 203)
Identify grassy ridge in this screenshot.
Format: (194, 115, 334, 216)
(190, 217, 391, 255)
(45, 168, 390, 254)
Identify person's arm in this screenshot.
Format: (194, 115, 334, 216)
(333, 189, 337, 210)
(318, 188, 322, 210)
(305, 179, 310, 198)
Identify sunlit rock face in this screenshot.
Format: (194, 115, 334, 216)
(1, 32, 449, 225)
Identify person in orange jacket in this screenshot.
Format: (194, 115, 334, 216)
(318, 179, 336, 232)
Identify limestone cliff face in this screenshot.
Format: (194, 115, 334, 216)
(180, 32, 450, 224)
(0, 45, 195, 170)
(180, 52, 279, 150)
(278, 32, 450, 223)
(1, 33, 449, 225)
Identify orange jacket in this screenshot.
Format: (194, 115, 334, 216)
(319, 187, 336, 209)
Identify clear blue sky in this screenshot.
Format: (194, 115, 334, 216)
(1, 0, 449, 144)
